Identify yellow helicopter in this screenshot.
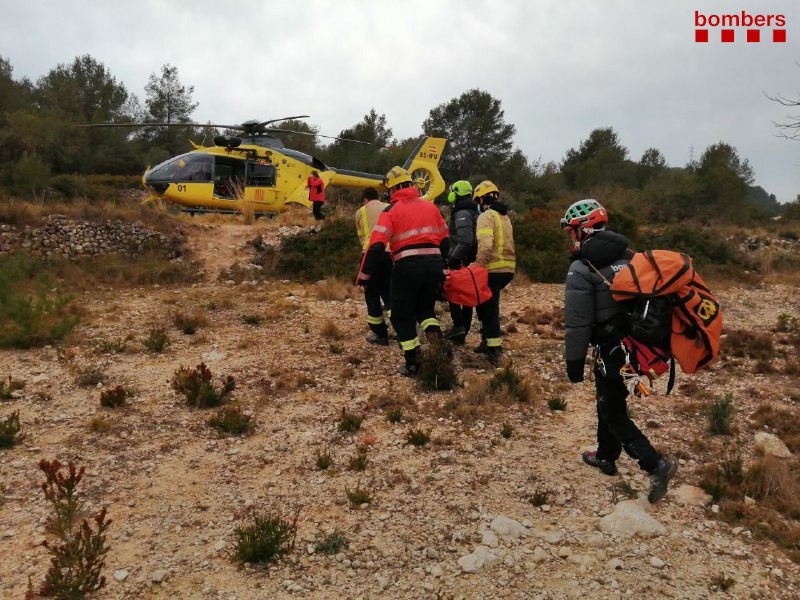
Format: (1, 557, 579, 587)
(82, 117, 447, 214)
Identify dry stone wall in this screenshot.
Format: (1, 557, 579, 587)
(0, 215, 184, 260)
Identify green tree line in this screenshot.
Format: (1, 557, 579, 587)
(0, 53, 794, 224)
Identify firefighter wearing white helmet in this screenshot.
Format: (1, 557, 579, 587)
(472, 180, 515, 364)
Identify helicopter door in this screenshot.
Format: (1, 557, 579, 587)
(213, 156, 245, 199)
(245, 161, 277, 209)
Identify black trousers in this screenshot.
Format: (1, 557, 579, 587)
(476, 272, 513, 346)
(312, 201, 325, 220)
(448, 303, 473, 333)
(389, 256, 444, 366)
(594, 342, 661, 473)
(364, 253, 392, 337)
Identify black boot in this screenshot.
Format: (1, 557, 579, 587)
(582, 451, 618, 476)
(444, 326, 466, 345)
(486, 346, 503, 366)
(648, 457, 677, 503)
(366, 333, 389, 346)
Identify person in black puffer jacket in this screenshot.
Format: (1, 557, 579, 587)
(443, 180, 479, 345)
(562, 199, 676, 504)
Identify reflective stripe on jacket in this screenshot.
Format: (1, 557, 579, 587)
(368, 187, 448, 260)
(475, 208, 516, 273)
(355, 200, 389, 252)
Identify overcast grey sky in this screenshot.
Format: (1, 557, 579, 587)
(1, 0, 798, 201)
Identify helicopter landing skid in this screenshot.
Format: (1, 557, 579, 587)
(181, 207, 277, 218)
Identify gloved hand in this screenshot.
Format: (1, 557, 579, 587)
(447, 256, 462, 270)
(356, 274, 369, 288)
(566, 359, 585, 383)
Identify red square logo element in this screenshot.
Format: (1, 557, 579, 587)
(695, 29, 708, 42)
(747, 29, 760, 42)
(721, 29, 734, 42)
(774, 29, 786, 42)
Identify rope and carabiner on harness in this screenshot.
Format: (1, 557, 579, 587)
(619, 342, 652, 397)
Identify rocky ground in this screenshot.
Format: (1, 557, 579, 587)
(1, 221, 799, 599)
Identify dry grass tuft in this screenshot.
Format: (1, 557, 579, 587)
(315, 278, 354, 301)
(751, 403, 800, 453)
(741, 455, 800, 518)
(173, 311, 210, 335)
(320, 319, 344, 340)
(722, 329, 775, 360)
(275, 205, 316, 227)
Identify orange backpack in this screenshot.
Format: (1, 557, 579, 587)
(610, 250, 722, 375)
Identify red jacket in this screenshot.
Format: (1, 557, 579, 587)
(307, 176, 325, 202)
(359, 187, 447, 280)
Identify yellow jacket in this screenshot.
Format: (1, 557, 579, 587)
(355, 200, 389, 252)
(475, 207, 515, 273)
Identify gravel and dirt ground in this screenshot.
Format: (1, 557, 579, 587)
(1, 221, 799, 599)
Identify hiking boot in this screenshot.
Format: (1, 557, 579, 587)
(647, 457, 678, 503)
(486, 346, 503, 366)
(365, 333, 389, 346)
(581, 451, 618, 476)
(443, 326, 466, 345)
(473, 341, 488, 354)
(398, 363, 419, 377)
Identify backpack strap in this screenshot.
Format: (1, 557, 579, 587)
(666, 357, 676, 395)
(583, 259, 613, 288)
(468, 267, 481, 305)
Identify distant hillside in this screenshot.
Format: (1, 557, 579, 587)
(747, 185, 783, 217)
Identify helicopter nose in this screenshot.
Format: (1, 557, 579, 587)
(143, 170, 169, 194)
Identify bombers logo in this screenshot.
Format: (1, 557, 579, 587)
(695, 10, 787, 42)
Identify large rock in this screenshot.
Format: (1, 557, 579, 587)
(754, 432, 792, 458)
(458, 546, 501, 573)
(671, 485, 712, 506)
(598, 499, 666, 538)
(489, 516, 529, 539)
(529, 527, 565, 545)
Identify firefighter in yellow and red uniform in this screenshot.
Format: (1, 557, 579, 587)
(473, 180, 516, 364)
(358, 166, 449, 376)
(355, 187, 391, 345)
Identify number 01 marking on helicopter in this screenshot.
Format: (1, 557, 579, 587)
(177, 184, 187, 192)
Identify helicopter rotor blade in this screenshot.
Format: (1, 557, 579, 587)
(266, 128, 387, 147)
(77, 122, 235, 129)
(258, 115, 310, 128)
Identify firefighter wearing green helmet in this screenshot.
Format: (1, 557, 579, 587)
(443, 180, 479, 345)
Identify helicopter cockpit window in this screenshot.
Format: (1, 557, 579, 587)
(147, 153, 213, 182)
(246, 162, 276, 187)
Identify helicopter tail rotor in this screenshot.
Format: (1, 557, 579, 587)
(402, 136, 447, 201)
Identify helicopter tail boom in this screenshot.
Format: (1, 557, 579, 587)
(402, 136, 447, 200)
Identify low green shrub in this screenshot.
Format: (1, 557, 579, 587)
(0, 253, 79, 348)
(338, 408, 363, 433)
(233, 513, 297, 565)
(709, 393, 734, 435)
(315, 530, 347, 555)
(259, 218, 361, 281)
(406, 428, 430, 447)
(171, 363, 235, 408)
(513, 209, 570, 283)
(488, 363, 531, 403)
(143, 325, 170, 353)
(418, 343, 457, 391)
(208, 405, 254, 435)
(99, 386, 132, 408)
(0, 411, 25, 448)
